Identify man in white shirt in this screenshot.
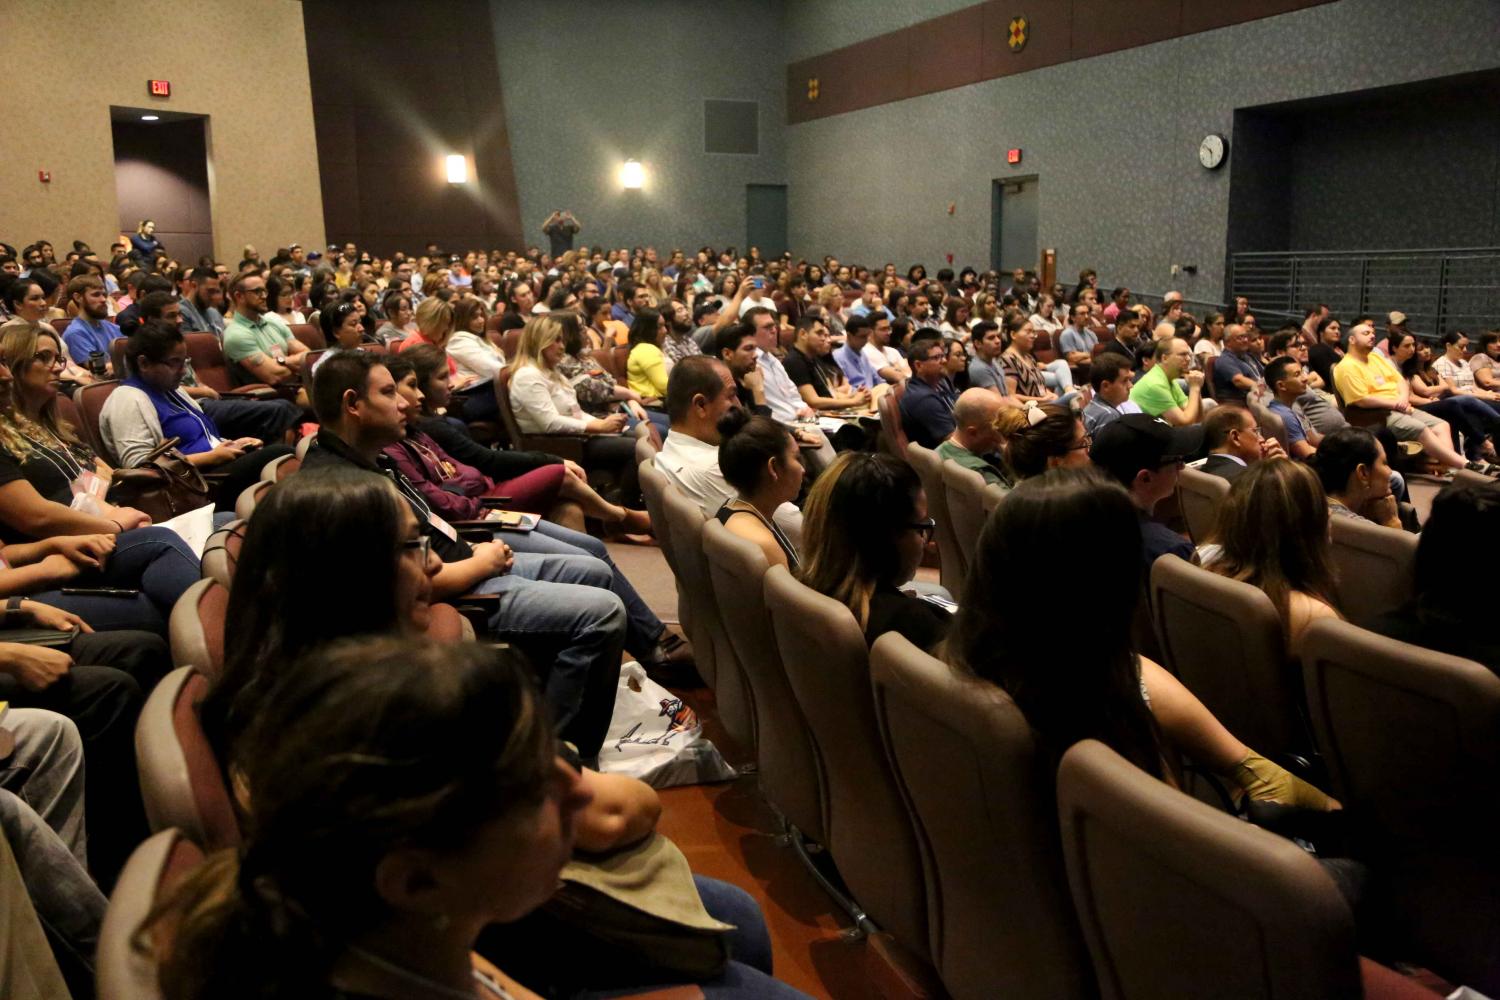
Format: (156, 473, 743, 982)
(655, 356, 803, 542)
(860, 314, 911, 385)
(744, 307, 838, 472)
(737, 277, 777, 317)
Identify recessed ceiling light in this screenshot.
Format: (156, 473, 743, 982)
(141, 114, 159, 121)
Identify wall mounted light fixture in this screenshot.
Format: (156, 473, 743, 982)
(445, 154, 468, 184)
(620, 158, 645, 190)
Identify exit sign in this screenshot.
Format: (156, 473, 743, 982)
(148, 79, 171, 97)
(1007, 148, 1022, 164)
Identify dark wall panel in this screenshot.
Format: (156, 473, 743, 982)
(788, 0, 1337, 123)
(301, 0, 522, 255)
(112, 119, 213, 266)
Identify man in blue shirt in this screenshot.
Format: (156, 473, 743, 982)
(61, 275, 123, 374)
(834, 315, 881, 390)
(174, 268, 225, 336)
(900, 335, 957, 449)
(1058, 302, 1098, 365)
(1212, 324, 1263, 404)
(847, 283, 894, 321)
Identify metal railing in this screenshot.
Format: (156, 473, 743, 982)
(1230, 248, 1500, 337)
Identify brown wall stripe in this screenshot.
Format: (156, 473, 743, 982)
(787, 0, 1335, 124)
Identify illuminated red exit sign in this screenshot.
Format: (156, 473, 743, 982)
(1007, 148, 1022, 164)
(148, 79, 171, 97)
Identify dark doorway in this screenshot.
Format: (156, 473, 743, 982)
(111, 107, 213, 265)
(746, 184, 788, 258)
(991, 176, 1039, 274)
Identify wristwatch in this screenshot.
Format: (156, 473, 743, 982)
(3, 596, 26, 628)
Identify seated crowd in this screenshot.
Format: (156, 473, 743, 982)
(0, 230, 1495, 997)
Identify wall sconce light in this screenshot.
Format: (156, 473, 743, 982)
(445, 154, 468, 184)
(620, 158, 645, 190)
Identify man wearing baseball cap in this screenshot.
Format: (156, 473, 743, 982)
(1090, 413, 1205, 570)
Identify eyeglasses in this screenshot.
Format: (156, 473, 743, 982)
(908, 517, 937, 540)
(241, 286, 267, 297)
(401, 536, 432, 561)
(32, 350, 64, 370)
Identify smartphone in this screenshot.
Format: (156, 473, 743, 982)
(60, 587, 141, 598)
(752, 277, 765, 290)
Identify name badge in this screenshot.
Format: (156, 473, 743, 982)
(427, 512, 458, 542)
(73, 471, 108, 499)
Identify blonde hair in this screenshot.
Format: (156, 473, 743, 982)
(509, 315, 566, 377)
(816, 284, 843, 309)
(414, 297, 454, 347)
(0, 322, 84, 459)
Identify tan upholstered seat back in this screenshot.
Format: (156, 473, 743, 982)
(872, 634, 1094, 1000)
(762, 565, 928, 955)
(908, 443, 964, 596)
(1058, 740, 1360, 1000)
(1328, 515, 1417, 620)
(98, 829, 207, 1000)
(703, 519, 825, 842)
(1175, 466, 1229, 545)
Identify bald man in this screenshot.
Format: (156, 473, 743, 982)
(936, 388, 1013, 488)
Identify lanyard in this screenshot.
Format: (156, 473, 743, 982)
(26, 432, 85, 481)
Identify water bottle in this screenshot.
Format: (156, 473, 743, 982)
(88, 351, 107, 378)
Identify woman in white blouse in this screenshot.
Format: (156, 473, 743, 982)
(446, 296, 506, 382)
(1028, 294, 1063, 337)
(507, 315, 640, 498)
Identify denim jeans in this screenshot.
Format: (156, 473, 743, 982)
(201, 396, 302, 443)
(501, 522, 666, 659)
(0, 710, 105, 992)
(31, 525, 199, 634)
(1041, 358, 1076, 393)
(472, 553, 626, 759)
(628, 408, 672, 440)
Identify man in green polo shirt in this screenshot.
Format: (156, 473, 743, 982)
(1130, 337, 1205, 427)
(222, 272, 310, 386)
(936, 388, 1014, 489)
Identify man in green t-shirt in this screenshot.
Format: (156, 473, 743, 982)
(935, 388, 1014, 489)
(1129, 337, 1204, 427)
(222, 272, 310, 386)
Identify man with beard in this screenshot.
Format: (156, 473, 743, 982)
(61, 276, 122, 374)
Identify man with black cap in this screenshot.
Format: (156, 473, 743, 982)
(1090, 413, 1204, 571)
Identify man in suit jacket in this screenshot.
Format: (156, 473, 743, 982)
(1199, 404, 1285, 483)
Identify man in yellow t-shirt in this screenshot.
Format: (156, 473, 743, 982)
(1332, 321, 1467, 470)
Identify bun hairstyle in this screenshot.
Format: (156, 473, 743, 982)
(716, 407, 793, 494)
(995, 403, 1076, 479)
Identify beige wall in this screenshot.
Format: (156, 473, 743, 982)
(1, 0, 324, 263)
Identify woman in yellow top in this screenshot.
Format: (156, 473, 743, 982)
(625, 307, 669, 405)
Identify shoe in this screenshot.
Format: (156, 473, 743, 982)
(640, 635, 701, 687)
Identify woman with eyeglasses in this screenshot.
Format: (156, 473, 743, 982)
(994, 402, 1092, 480)
(0, 323, 210, 634)
(798, 452, 951, 651)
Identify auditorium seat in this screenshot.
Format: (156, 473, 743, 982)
(634, 428, 660, 467)
(662, 483, 753, 749)
(1176, 466, 1229, 545)
(111, 336, 128, 376)
(939, 460, 988, 594)
(906, 443, 963, 595)
(1201, 355, 1218, 401)
(170, 578, 228, 680)
(871, 633, 1094, 1000)
(1328, 515, 1417, 621)
(1057, 739, 1363, 1000)
(182, 333, 278, 398)
(1150, 554, 1313, 765)
(97, 829, 206, 1000)
(878, 381, 908, 458)
(495, 366, 588, 465)
(200, 519, 245, 587)
(763, 565, 929, 957)
(72, 379, 121, 462)
(234, 479, 271, 520)
(289, 322, 325, 350)
(49, 317, 71, 336)
(259, 453, 301, 483)
(1302, 618, 1500, 993)
(135, 667, 241, 850)
(703, 519, 826, 844)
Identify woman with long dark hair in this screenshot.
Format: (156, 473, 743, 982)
(946, 467, 1335, 807)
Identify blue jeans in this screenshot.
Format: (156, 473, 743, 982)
(501, 522, 666, 659)
(583, 876, 808, 998)
(628, 408, 671, 440)
(31, 525, 199, 634)
(0, 710, 105, 989)
(472, 552, 626, 759)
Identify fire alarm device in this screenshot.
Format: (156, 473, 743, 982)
(38, 170, 50, 183)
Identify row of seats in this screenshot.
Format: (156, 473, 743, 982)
(641, 433, 1483, 996)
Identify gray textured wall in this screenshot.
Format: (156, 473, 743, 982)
(492, 0, 787, 253)
(784, 0, 1500, 304)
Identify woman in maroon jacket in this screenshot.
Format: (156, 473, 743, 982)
(381, 348, 650, 534)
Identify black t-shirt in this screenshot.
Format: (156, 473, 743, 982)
(0, 439, 96, 542)
(865, 583, 953, 652)
(1100, 337, 1144, 371)
(782, 346, 832, 399)
(1309, 343, 1343, 389)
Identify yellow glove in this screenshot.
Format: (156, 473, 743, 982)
(1225, 751, 1339, 811)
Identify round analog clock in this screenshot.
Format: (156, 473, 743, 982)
(1198, 133, 1226, 170)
